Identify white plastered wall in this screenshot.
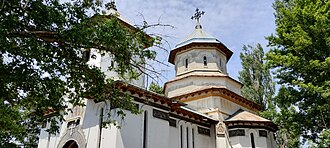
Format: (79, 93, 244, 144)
(165, 76, 242, 98)
(38, 119, 63, 148)
(174, 48, 227, 76)
(38, 98, 218, 148)
(175, 120, 216, 148)
(185, 96, 254, 120)
(229, 128, 276, 148)
(87, 48, 145, 88)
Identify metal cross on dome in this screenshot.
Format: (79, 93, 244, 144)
(191, 8, 205, 29)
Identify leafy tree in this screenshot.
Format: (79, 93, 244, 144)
(317, 129, 330, 148)
(267, 0, 330, 146)
(148, 81, 164, 95)
(238, 43, 275, 110)
(0, 0, 159, 146)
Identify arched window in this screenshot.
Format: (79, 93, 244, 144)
(63, 140, 78, 148)
(110, 60, 114, 68)
(82, 49, 91, 62)
(203, 56, 207, 66)
(219, 59, 222, 67)
(250, 133, 255, 148)
(185, 58, 188, 68)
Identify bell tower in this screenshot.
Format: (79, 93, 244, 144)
(86, 1, 149, 88)
(165, 9, 241, 98)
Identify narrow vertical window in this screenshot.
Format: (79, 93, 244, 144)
(83, 49, 91, 62)
(203, 56, 207, 66)
(250, 133, 255, 148)
(186, 127, 189, 148)
(192, 128, 195, 148)
(219, 59, 222, 67)
(110, 60, 114, 69)
(41, 121, 47, 128)
(185, 58, 188, 68)
(143, 111, 148, 148)
(98, 108, 104, 148)
(180, 125, 183, 148)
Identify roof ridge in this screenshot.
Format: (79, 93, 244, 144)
(225, 108, 244, 120)
(225, 109, 271, 122)
(175, 28, 219, 48)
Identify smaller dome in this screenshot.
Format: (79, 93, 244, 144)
(168, 11, 233, 65)
(175, 28, 220, 48)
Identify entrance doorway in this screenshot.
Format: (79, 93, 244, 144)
(63, 140, 78, 148)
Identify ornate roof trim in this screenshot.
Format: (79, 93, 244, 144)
(113, 81, 217, 126)
(168, 42, 233, 64)
(164, 74, 243, 88)
(225, 109, 269, 122)
(224, 109, 278, 132)
(225, 121, 278, 132)
(171, 87, 263, 111)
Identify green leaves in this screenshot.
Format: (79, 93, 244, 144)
(267, 0, 330, 146)
(318, 129, 330, 148)
(0, 0, 159, 146)
(238, 43, 275, 110)
(148, 81, 164, 95)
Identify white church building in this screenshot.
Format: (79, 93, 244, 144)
(38, 3, 277, 148)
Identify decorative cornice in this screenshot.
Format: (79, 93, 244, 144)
(110, 81, 217, 126)
(171, 87, 263, 112)
(224, 120, 278, 132)
(169, 42, 233, 64)
(116, 82, 173, 108)
(164, 74, 243, 88)
(176, 69, 226, 77)
(203, 109, 231, 117)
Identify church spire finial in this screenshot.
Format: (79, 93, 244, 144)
(105, 0, 117, 11)
(191, 8, 205, 29)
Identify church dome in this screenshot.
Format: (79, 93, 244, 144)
(175, 27, 221, 48)
(168, 9, 232, 65)
(168, 25, 233, 65)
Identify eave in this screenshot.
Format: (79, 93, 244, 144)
(94, 81, 218, 127)
(168, 42, 233, 64)
(171, 87, 263, 112)
(164, 74, 243, 89)
(224, 120, 278, 132)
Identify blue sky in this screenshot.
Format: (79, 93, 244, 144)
(114, 0, 276, 85)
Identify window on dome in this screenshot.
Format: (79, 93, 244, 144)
(185, 58, 188, 68)
(203, 56, 207, 66)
